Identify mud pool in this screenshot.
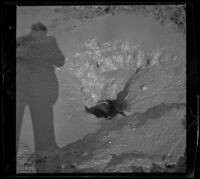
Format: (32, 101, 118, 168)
(17, 6, 186, 173)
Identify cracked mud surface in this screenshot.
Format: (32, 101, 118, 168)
(17, 5, 186, 173)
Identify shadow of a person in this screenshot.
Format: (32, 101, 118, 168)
(16, 22, 65, 173)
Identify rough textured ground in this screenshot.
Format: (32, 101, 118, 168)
(17, 5, 186, 173)
(50, 5, 185, 33)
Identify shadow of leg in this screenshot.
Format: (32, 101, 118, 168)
(34, 151, 61, 173)
(29, 102, 61, 173)
(16, 100, 26, 152)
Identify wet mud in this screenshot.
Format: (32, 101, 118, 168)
(17, 5, 186, 173)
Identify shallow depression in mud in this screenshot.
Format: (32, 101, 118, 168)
(17, 6, 185, 173)
(18, 8, 185, 151)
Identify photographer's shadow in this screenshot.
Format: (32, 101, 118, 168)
(16, 22, 65, 173)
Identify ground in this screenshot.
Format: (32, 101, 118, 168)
(17, 5, 186, 173)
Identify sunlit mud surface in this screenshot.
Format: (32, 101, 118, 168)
(17, 5, 186, 173)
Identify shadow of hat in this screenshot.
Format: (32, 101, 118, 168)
(31, 22, 47, 32)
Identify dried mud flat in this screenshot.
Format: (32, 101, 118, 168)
(17, 5, 186, 173)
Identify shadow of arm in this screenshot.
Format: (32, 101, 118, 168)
(46, 37, 65, 67)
